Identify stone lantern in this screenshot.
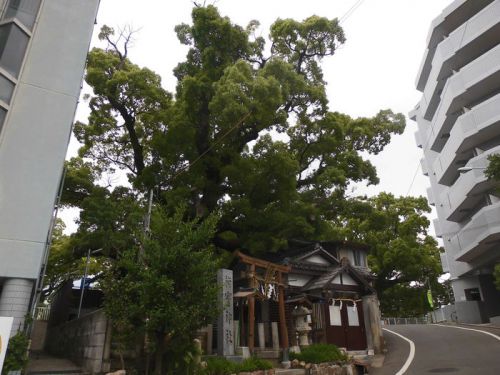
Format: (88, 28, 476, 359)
(292, 306, 312, 346)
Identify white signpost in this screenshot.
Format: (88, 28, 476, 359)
(0, 317, 14, 373)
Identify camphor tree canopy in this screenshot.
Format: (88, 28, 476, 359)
(69, 6, 406, 255)
(49, 4, 444, 373)
(333, 193, 445, 316)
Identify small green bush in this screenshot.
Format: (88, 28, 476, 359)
(203, 356, 273, 374)
(203, 357, 237, 375)
(289, 344, 347, 364)
(237, 357, 273, 372)
(1, 332, 29, 375)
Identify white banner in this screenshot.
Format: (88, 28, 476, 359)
(0, 317, 14, 373)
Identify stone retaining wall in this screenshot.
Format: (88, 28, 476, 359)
(46, 309, 111, 374)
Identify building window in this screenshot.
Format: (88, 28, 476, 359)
(2, 0, 41, 30)
(353, 249, 366, 267)
(0, 23, 29, 77)
(0, 107, 6, 132)
(464, 288, 481, 301)
(0, 73, 14, 103)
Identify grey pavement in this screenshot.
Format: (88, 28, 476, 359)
(369, 327, 407, 375)
(370, 324, 500, 375)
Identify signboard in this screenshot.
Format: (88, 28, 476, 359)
(427, 289, 434, 309)
(0, 317, 14, 373)
(217, 269, 234, 356)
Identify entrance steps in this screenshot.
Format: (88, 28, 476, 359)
(27, 353, 86, 375)
(253, 348, 281, 359)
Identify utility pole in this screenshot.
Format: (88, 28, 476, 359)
(139, 189, 154, 260)
(77, 248, 102, 319)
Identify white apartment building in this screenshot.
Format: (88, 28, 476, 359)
(0, 0, 99, 335)
(411, 0, 500, 323)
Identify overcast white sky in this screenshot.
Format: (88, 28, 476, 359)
(64, 0, 453, 234)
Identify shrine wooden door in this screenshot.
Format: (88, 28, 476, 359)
(324, 300, 367, 351)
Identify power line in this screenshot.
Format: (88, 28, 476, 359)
(339, 0, 365, 24)
(171, 111, 252, 181)
(406, 161, 422, 196)
(406, 107, 444, 196)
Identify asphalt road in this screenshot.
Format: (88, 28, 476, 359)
(370, 324, 500, 375)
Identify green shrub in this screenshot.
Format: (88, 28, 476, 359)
(203, 357, 237, 375)
(203, 356, 273, 374)
(237, 357, 273, 372)
(1, 332, 29, 375)
(289, 344, 347, 364)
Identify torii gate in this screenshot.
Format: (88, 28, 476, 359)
(233, 251, 291, 353)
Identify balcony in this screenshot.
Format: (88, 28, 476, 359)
(445, 160, 494, 223)
(440, 252, 450, 273)
(427, 187, 435, 206)
(455, 202, 500, 262)
(421, 158, 429, 176)
(415, 130, 423, 148)
(416, 0, 495, 91)
(429, 43, 500, 152)
(433, 92, 500, 186)
(419, 0, 500, 120)
(434, 218, 443, 238)
(438, 149, 500, 222)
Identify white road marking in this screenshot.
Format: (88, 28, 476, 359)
(434, 324, 500, 341)
(383, 328, 416, 375)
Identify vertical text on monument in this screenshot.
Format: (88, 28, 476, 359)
(217, 269, 234, 356)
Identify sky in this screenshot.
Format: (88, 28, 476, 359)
(62, 0, 453, 234)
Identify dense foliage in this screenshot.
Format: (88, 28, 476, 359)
(202, 357, 273, 375)
(1, 333, 29, 375)
(67, 6, 405, 256)
(102, 207, 220, 375)
(333, 193, 444, 315)
(289, 344, 347, 364)
(494, 264, 500, 290)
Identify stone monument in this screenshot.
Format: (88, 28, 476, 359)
(217, 269, 234, 356)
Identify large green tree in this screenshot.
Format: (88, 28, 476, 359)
(71, 7, 405, 255)
(102, 207, 220, 375)
(334, 193, 444, 315)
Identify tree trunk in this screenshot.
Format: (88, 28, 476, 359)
(154, 332, 165, 375)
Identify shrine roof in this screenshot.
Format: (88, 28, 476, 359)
(299, 259, 376, 294)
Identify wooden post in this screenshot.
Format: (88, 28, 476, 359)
(206, 324, 213, 355)
(278, 272, 289, 350)
(248, 264, 256, 352)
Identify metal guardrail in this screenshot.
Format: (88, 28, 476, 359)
(382, 317, 429, 325)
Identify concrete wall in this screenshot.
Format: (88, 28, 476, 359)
(452, 275, 482, 303)
(479, 274, 500, 318)
(430, 305, 457, 323)
(455, 301, 489, 324)
(31, 320, 48, 352)
(46, 309, 111, 374)
(0, 0, 99, 280)
(0, 278, 33, 335)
